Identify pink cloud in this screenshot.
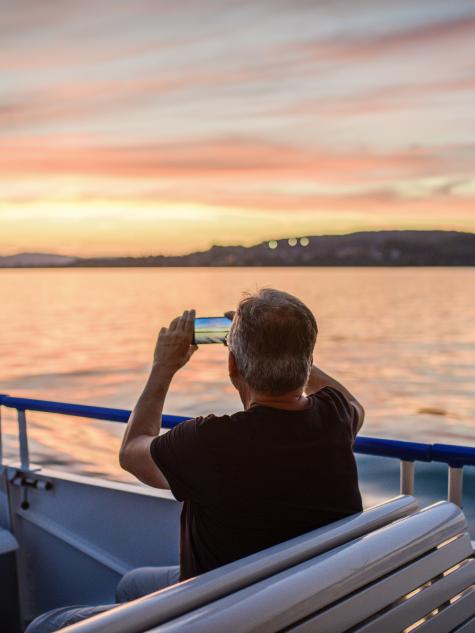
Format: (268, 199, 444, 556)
(0, 136, 448, 185)
(296, 16, 475, 63)
(281, 76, 475, 117)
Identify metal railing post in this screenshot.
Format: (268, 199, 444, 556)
(448, 466, 463, 507)
(17, 409, 30, 471)
(400, 460, 415, 495)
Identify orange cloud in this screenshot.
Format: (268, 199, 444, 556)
(0, 136, 453, 183)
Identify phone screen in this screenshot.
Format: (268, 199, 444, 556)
(193, 317, 232, 344)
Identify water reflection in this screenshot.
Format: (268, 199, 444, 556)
(0, 267, 474, 479)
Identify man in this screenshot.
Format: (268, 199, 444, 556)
(26, 288, 364, 632)
(121, 288, 364, 580)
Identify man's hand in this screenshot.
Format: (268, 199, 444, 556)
(153, 309, 198, 375)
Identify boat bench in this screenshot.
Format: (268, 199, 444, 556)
(63, 495, 417, 633)
(150, 501, 475, 633)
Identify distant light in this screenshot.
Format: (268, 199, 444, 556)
(300, 237, 310, 247)
(288, 238, 298, 247)
(268, 240, 278, 250)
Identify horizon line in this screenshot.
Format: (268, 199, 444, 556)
(1, 228, 474, 261)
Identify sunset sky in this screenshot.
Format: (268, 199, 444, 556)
(1, 0, 475, 256)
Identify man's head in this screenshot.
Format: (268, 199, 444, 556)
(227, 288, 317, 396)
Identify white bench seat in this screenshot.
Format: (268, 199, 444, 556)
(451, 610, 475, 633)
(289, 534, 474, 633)
(147, 502, 474, 633)
(63, 496, 417, 633)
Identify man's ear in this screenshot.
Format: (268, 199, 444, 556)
(228, 351, 237, 376)
(228, 351, 240, 389)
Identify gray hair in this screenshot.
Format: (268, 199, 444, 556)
(227, 288, 318, 395)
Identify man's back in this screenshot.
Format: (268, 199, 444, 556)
(151, 386, 362, 579)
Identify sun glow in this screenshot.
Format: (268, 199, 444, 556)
(1, 1, 474, 256)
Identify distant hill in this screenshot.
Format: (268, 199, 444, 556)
(0, 252, 78, 267)
(1, 231, 474, 267)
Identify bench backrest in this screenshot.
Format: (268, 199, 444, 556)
(62, 495, 417, 633)
(150, 502, 474, 633)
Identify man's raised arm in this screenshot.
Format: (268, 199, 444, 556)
(119, 309, 197, 488)
(305, 365, 365, 434)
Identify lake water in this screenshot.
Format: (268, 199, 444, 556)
(1, 268, 474, 491)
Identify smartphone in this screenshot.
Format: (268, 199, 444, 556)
(193, 317, 232, 345)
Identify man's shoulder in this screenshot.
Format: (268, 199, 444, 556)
(310, 387, 359, 438)
(311, 386, 351, 409)
(189, 409, 248, 435)
(168, 409, 244, 436)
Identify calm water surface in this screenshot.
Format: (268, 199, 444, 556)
(1, 267, 474, 484)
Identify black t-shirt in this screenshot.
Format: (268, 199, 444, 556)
(150, 386, 362, 580)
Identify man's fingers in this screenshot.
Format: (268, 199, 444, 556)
(172, 310, 187, 330)
(156, 327, 167, 345)
(177, 309, 194, 334)
(166, 309, 194, 341)
(185, 309, 195, 332)
(169, 315, 181, 331)
(177, 310, 189, 331)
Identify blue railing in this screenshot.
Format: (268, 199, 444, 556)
(1, 394, 474, 505)
(1, 394, 474, 467)
(0, 395, 186, 427)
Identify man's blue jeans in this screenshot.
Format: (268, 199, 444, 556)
(25, 566, 180, 633)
